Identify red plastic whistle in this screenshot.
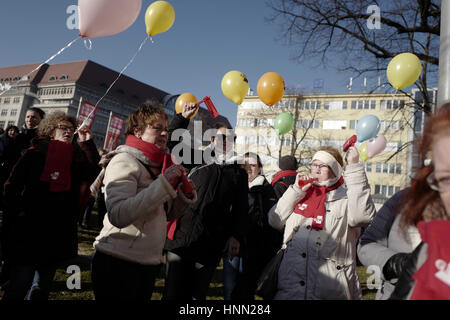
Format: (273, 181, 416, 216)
(343, 134, 357, 152)
(180, 172, 194, 198)
(298, 177, 318, 188)
(196, 96, 219, 118)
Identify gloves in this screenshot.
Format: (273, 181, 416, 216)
(383, 252, 411, 281)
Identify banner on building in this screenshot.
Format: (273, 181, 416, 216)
(104, 113, 125, 152)
(77, 100, 98, 130)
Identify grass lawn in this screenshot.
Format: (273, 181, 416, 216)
(1, 211, 377, 300)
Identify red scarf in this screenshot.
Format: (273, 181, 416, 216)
(125, 134, 172, 168)
(125, 135, 182, 240)
(40, 140, 74, 192)
(271, 170, 297, 186)
(293, 177, 344, 230)
(410, 220, 450, 300)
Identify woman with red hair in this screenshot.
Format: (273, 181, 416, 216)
(390, 106, 450, 300)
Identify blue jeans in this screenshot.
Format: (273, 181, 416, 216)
(2, 264, 56, 300)
(222, 255, 243, 300)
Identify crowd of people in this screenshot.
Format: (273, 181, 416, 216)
(0, 101, 449, 300)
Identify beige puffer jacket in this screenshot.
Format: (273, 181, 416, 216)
(268, 163, 376, 300)
(94, 148, 197, 265)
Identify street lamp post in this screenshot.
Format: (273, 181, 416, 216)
(437, 0, 450, 109)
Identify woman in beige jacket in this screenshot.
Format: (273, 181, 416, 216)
(269, 146, 376, 300)
(91, 103, 197, 300)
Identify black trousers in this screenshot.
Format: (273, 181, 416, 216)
(91, 250, 160, 301)
(162, 251, 218, 300)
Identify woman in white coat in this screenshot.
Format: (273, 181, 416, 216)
(269, 146, 376, 300)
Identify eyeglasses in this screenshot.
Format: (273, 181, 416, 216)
(426, 170, 450, 193)
(56, 124, 75, 133)
(310, 163, 330, 171)
(149, 125, 169, 133)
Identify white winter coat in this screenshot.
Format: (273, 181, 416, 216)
(93, 147, 196, 265)
(268, 163, 376, 300)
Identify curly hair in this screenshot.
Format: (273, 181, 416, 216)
(37, 111, 77, 138)
(400, 106, 450, 229)
(125, 101, 168, 136)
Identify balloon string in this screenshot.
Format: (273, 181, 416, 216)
(0, 35, 81, 97)
(78, 36, 150, 132)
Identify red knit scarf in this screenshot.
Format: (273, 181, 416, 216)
(271, 170, 297, 186)
(293, 177, 344, 230)
(40, 139, 74, 192)
(125, 134, 173, 169)
(410, 220, 450, 300)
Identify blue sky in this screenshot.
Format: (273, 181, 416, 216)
(1, 0, 377, 126)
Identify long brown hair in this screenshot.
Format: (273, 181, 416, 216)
(401, 106, 450, 229)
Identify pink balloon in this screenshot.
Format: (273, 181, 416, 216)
(366, 135, 387, 158)
(79, 0, 142, 39)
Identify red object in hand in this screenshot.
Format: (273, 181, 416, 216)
(196, 96, 219, 118)
(343, 134, 357, 152)
(180, 172, 194, 198)
(298, 177, 318, 188)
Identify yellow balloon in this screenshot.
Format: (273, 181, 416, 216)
(386, 53, 422, 90)
(145, 1, 175, 37)
(175, 93, 198, 119)
(221, 71, 249, 105)
(358, 142, 369, 162)
(257, 72, 285, 106)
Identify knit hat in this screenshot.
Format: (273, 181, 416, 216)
(279, 155, 298, 171)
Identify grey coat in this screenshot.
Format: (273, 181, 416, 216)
(357, 189, 421, 299)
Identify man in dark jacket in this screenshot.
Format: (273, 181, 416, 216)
(16, 107, 45, 155)
(271, 155, 298, 199)
(163, 103, 249, 300)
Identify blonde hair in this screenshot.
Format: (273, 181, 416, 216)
(37, 111, 76, 138)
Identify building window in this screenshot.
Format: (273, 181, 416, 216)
(395, 186, 400, 194)
(349, 120, 356, 129)
(389, 163, 396, 174)
(10, 109, 17, 116)
(60, 75, 68, 80)
(382, 163, 388, 173)
(376, 163, 381, 173)
(375, 185, 380, 194)
(341, 101, 347, 109)
(1, 109, 7, 116)
(364, 100, 370, 109)
(396, 164, 402, 174)
(370, 100, 376, 109)
(381, 185, 387, 196)
(13, 97, 20, 103)
(366, 162, 372, 172)
(49, 76, 57, 81)
(357, 101, 363, 109)
(7, 121, 15, 127)
(351, 101, 356, 109)
(3, 98, 10, 104)
(0, 121, 5, 129)
(388, 186, 394, 197)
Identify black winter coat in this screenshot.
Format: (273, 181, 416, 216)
(272, 172, 296, 200)
(164, 162, 249, 266)
(3, 137, 100, 265)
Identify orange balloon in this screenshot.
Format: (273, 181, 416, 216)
(257, 72, 285, 106)
(175, 93, 198, 119)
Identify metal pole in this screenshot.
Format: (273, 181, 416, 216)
(76, 96, 83, 119)
(437, 0, 450, 108)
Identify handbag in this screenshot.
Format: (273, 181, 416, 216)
(255, 247, 285, 300)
